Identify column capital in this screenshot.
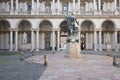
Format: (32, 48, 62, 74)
(98, 28, 102, 32)
(53, 28, 60, 31)
(94, 28, 101, 32)
(114, 29, 118, 32)
(30, 28, 40, 31)
(9, 28, 19, 31)
(35, 28, 40, 31)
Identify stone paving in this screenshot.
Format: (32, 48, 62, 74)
(25, 51, 120, 80)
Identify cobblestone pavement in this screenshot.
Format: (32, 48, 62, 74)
(26, 51, 120, 80)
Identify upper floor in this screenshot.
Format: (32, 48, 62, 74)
(0, 0, 120, 16)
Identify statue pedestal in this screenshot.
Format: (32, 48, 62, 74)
(65, 43, 81, 59)
(22, 43, 27, 50)
(107, 44, 112, 52)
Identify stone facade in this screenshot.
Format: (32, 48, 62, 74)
(0, 0, 120, 51)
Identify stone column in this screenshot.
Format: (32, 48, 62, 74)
(93, 0, 97, 15)
(52, 0, 55, 15)
(36, 30, 39, 51)
(52, 30, 55, 51)
(99, 30, 102, 51)
(32, 0, 34, 10)
(77, 0, 80, 14)
(98, 0, 101, 15)
(41, 32, 45, 49)
(11, 0, 13, 11)
(93, 0, 96, 10)
(119, 0, 120, 12)
(10, 0, 14, 14)
(15, 0, 18, 14)
(15, 30, 18, 51)
(57, 0, 60, 15)
(98, 0, 101, 11)
(1, 33, 3, 49)
(114, 0, 117, 11)
(94, 30, 97, 51)
(36, 0, 39, 15)
(115, 30, 118, 51)
(86, 33, 88, 49)
(31, 0, 35, 15)
(6, 33, 8, 49)
(73, 0, 75, 14)
(10, 30, 13, 51)
(31, 30, 34, 51)
(57, 29, 60, 51)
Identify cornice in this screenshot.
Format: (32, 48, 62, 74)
(0, 15, 120, 19)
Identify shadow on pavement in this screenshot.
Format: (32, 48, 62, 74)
(0, 52, 47, 80)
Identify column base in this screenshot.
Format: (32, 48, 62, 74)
(9, 49, 13, 51)
(14, 11, 18, 15)
(115, 11, 119, 15)
(31, 11, 36, 15)
(98, 11, 102, 15)
(107, 44, 112, 52)
(36, 12, 39, 15)
(99, 49, 102, 51)
(94, 11, 98, 15)
(10, 11, 14, 15)
(15, 49, 18, 51)
(94, 49, 97, 51)
(36, 49, 39, 51)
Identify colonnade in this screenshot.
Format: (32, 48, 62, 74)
(2, 0, 119, 15)
(7, 29, 60, 51)
(0, 28, 120, 51)
(81, 30, 119, 51)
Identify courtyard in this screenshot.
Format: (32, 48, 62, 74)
(0, 50, 120, 80)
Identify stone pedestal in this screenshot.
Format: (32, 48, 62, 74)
(22, 43, 27, 50)
(107, 44, 112, 52)
(65, 43, 81, 59)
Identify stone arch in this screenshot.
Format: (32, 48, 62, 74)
(60, 20, 69, 33)
(59, 20, 68, 49)
(0, 20, 10, 50)
(17, 19, 32, 29)
(39, 20, 53, 31)
(39, 20, 53, 50)
(81, 20, 95, 31)
(18, 20, 32, 31)
(80, 20, 95, 50)
(101, 20, 116, 51)
(18, 20, 32, 48)
(0, 20, 10, 31)
(102, 20, 115, 31)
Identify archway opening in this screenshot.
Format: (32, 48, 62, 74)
(39, 20, 53, 50)
(60, 20, 68, 49)
(0, 20, 10, 50)
(102, 20, 115, 50)
(81, 20, 94, 50)
(18, 20, 31, 50)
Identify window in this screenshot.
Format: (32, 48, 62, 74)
(63, 5, 68, 11)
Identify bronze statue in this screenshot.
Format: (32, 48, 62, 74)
(65, 14, 79, 43)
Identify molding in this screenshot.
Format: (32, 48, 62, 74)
(0, 15, 120, 19)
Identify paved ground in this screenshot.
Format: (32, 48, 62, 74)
(0, 51, 47, 80)
(0, 50, 120, 80)
(25, 51, 120, 80)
